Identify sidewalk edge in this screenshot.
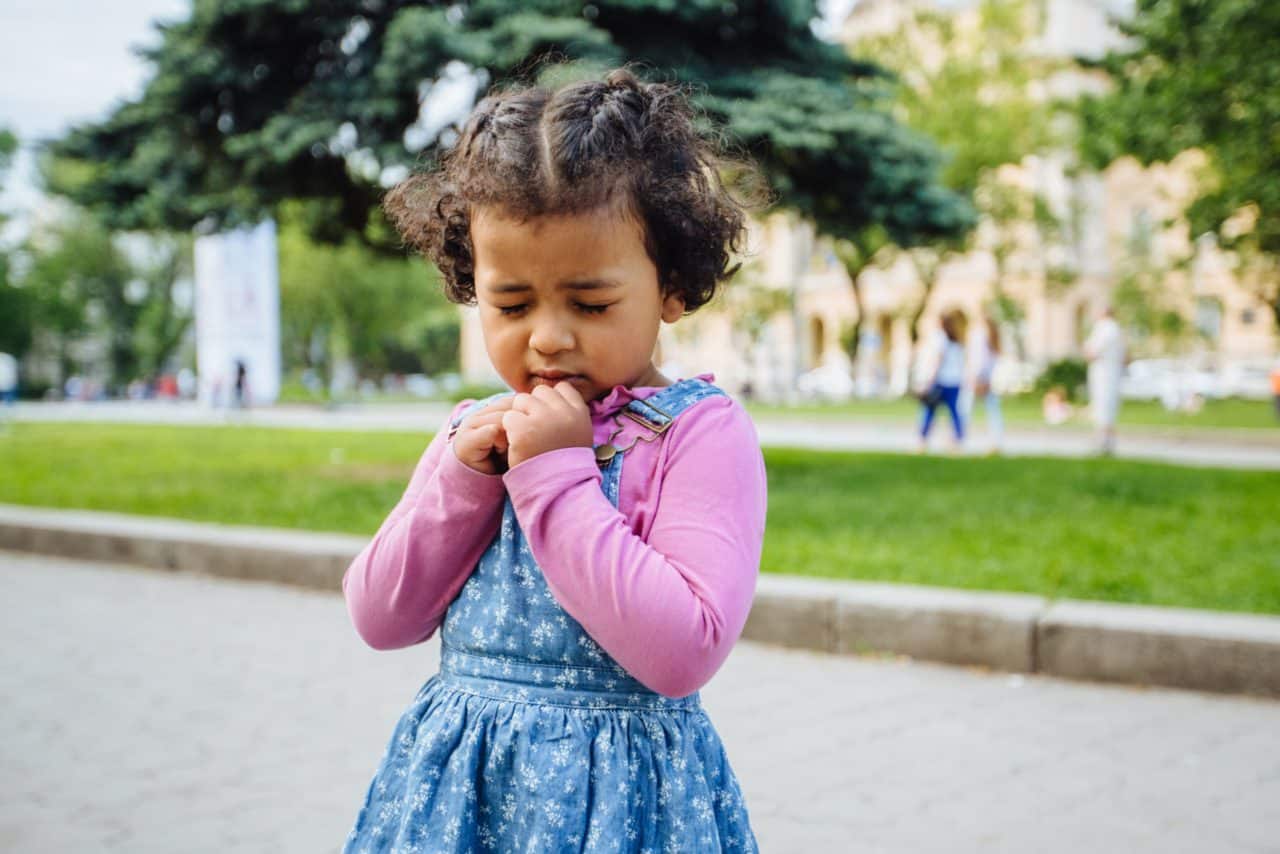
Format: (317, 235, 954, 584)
(2, 504, 1277, 699)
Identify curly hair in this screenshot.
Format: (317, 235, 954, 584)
(384, 68, 756, 312)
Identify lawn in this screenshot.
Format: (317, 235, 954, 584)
(4, 422, 1277, 615)
(748, 395, 1280, 437)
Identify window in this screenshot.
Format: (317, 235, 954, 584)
(1195, 297, 1223, 342)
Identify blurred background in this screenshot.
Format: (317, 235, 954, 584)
(1, 1, 1279, 850)
(1, 0, 1275, 417)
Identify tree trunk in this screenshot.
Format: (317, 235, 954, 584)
(907, 252, 942, 347)
(839, 258, 868, 368)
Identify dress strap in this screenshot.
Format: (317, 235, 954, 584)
(593, 377, 725, 468)
(447, 390, 515, 438)
(622, 376, 725, 427)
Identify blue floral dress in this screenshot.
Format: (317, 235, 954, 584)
(343, 377, 758, 853)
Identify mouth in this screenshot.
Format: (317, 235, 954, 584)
(529, 371, 587, 386)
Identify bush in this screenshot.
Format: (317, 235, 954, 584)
(1034, 358, 1088, 402)
(17, 380, 53, 401)
(448, 383, 509, 403)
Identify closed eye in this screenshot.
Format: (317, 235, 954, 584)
(576, 303, 611, 315)
(497, 304, 528, 316)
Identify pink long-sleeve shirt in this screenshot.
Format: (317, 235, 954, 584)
(341, 375, 768, 698)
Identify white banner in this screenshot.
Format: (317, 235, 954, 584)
(194, 220, 281, 406)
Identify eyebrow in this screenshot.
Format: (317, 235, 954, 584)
(486, 279, 624, 294)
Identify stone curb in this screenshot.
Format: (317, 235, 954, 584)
(2, 503, 1278, 698)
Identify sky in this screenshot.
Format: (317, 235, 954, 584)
(0, 0, 189, 216)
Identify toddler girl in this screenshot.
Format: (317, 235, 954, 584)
(341, 68, 767, 852)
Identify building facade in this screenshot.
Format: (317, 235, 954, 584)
(460, 0, 1277, 399)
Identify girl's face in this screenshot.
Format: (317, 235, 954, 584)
(470, 206, 684, 402)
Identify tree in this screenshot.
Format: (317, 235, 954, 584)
(1078, 0, 1280, 328)
(854, 0, 1063, 357)
(18, 215, 192, 390)
(277, 205, 456, 393)
(46, 0, 968, 258)
(0, 129, 33, 358)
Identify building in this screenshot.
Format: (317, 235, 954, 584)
(460, 0, 1277, 398)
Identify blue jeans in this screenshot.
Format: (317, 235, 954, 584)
(920, 383, 964, 440)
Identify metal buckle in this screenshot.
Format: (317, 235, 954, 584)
(620, 400, 673, 435)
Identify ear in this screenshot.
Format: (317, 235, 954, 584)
(660, 291, 685, 323)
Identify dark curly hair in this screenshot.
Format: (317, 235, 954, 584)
(384, 68, 756, 312)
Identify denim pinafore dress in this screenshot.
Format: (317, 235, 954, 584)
(343, 377, 758, 853)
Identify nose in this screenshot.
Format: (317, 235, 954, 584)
(528, 311, 575, 355)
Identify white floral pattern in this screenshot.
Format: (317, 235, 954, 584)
(344, 380, 756, 853)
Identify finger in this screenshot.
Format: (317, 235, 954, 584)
(530, 384, 570, 413)
(458, 423, 500, 458)
(462, 410, 507, 429)
(514, 391, 553, 418)
(511, 392, 536, 415)
(501, 410, 527, 432)
(552, 381, 586, 408)
(474, 396, 516, 415)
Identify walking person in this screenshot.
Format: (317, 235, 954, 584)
(341, 69, 765, 852)
(0, 351, 17, 433)
(917, 309, 967, 453)
(1083, 304, 1126, 456)
(966, 311, 1004, 454)
(232, 359, 249, 409)
(1271, 359, 1280, 421)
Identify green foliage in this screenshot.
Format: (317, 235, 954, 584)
(857, 0, 1059, 195)
(448, 381, 510, 403)
(1034, 357, 1088, 402)
(1112, 269, 1193, 356)
(14, 215, 192, 388)
(277, 204, 458, 384)
(854, 0, 1064, 342)
(1078, 0, 1280, 324)
(0, 127, 28, 356)
(46, 0, 970, 253)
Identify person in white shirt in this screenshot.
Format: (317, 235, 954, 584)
(0, 351, 17, 403)
(917, 309, 967, 452)
(1083, 305, 1126, 455)
(965, 312, 1004, 454)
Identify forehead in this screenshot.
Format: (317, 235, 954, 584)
(470, 206, 652, 287)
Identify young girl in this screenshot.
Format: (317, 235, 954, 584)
(341, 69, 767, 852)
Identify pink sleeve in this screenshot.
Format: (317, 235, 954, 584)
(502, 397, 767, 698)
(342, 401, 508, 650)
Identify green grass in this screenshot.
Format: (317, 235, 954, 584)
(748, 395, 1280, 437)
(3, 422, 1277, 615)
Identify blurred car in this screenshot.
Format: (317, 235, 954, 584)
(404, 373, 438, 398)
(992, 360, 1038, 395)
(1220, 361, 1275, 400)
(796, 364, 855, 401)
(1120, 358, 1177, 401)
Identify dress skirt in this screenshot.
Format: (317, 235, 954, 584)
(342, 647, 758, 853)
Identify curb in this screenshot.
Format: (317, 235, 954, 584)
(2, 503, 1278, 699)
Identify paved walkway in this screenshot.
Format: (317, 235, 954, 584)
(3, 551, 1278, 853)
(10, 399, 1280, 469)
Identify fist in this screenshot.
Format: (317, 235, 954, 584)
(502, 382, 593, 469)
(451, 397, 515, 475)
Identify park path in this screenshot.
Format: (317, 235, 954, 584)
(2, 550, 1278, 853)
(11, 399, 1280, 469)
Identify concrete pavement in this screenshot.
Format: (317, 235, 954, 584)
(4, 503, 1278, 699)
(3, 550, 1278, 853)
(12, 398, 1280, 469)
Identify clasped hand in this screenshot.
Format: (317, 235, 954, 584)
(451, 382, 593, 475)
